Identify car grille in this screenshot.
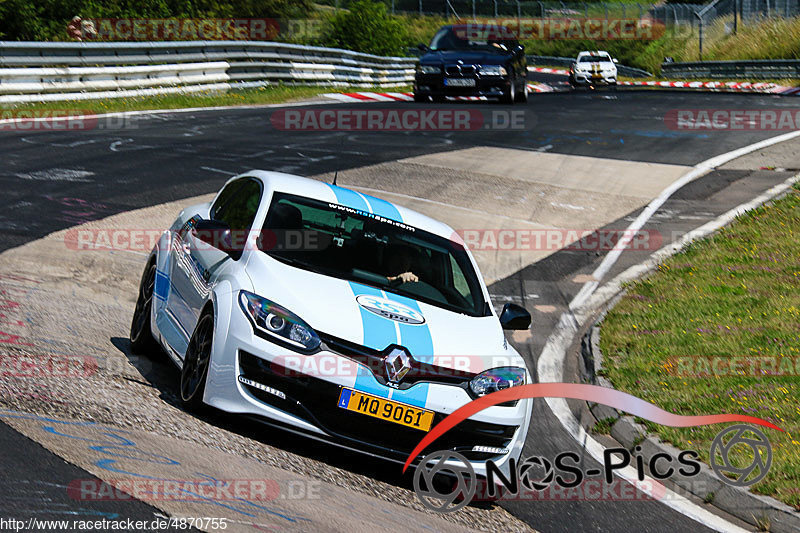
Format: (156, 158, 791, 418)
(445, 64, 476, 77)
(317, 331, 476, 389)
(238, 350, 517, 461)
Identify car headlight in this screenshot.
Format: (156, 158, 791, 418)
(417, 65, 440, 74)
(469, 367, 526, 396)
(239, 290, 320, 352)
(480, 65, 507, 76)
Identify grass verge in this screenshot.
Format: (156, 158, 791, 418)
(599, 183, 800, 509)
(0, 84, 405, 115)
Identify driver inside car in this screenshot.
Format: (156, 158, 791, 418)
(385, 245, 422, 285)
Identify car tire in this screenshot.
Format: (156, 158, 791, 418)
(413, 93, 428, 102)
(130, 260, 160, 355)
(432, 95, 446, 103)
(180, 310, 214, 412)
(515, 81, 528, 103)
(500, 79, 515, 104)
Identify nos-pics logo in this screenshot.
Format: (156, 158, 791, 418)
(412, 424, 772, 513)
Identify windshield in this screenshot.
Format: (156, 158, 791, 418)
(429, 27, 517, 53)
(261, 193, 488, 317)
(579, 54, 612, 63)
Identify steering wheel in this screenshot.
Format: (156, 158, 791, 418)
(394, 280, 446, 303)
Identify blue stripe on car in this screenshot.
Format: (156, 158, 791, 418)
(154, 270, 169, 301)
(363, 194, 403, 222)
(348, 282, 394, 398)
(376, 291, 433, 407)
(332, 187, 429, 406)
(327, 184, 370, 212)
(347, 281, 433, 407)
(327, 184, 404, 223)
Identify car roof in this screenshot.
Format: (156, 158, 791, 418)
(578, 50, 611, 57)
(240, 170, 458, 241)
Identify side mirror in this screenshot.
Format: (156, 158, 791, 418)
(499, 303, 531, 331)
(417, 43, 429, 52)
(612, 58, 619, 64)
(192, 219, 233, 253)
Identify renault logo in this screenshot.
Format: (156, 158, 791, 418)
(384, 347, 412, 384)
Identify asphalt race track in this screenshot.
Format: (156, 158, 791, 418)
(1, 73, 796, 532)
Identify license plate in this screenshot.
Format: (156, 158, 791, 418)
(444, 78, 476, 87)
(337, 388, 435, 431)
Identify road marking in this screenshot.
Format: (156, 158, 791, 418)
(570, 129, 800, 310)
(16, 169, 94, 182)
(539, 137, 800, 530)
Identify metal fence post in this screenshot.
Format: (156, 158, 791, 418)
(494, 0, 498, 17)
(696, 12, 703, 61)
(391, 0, 395, 14)
(517, 0, 522, 30)
(419, 0, 422, 15)
(622, 4, 626, 18)
(605, 3, 609, 22)
(472, 0, 476, 20)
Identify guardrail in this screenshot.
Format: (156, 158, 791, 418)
(0, 41, 417, 103)
(662, 59, 800, 79)
(527, 55, 653, 78)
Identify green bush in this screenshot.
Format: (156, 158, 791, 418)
(319, 0, 408, 56)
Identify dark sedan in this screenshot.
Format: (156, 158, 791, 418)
(413, 25, 527, 104)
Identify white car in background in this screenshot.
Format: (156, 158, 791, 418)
(129, 171, 533, 476)
(570, 50, 619, 86)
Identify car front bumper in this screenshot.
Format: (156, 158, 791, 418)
(203, 302, 531, 477)
(414, 73, 512, 98)
(571, 71, 617, 85)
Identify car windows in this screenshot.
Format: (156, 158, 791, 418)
(579, 54, 610, 63)
(430, 27, 516, 52)
(210, 179, 244, 220)
(261, 193, 488, 317)
(449, 255, 471, 300)
(213, 179, 262, 231)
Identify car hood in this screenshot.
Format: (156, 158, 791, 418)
(421, 50, 511, 65)
(243, 253, 524, 372)
(576, 60, 616, 69)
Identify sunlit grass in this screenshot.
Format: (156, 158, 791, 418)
(600, 184, 800, 508)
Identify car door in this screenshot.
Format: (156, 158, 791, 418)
(167, 178, 263, 346)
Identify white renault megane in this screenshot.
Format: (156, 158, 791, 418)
(130, 171, 533, 475)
